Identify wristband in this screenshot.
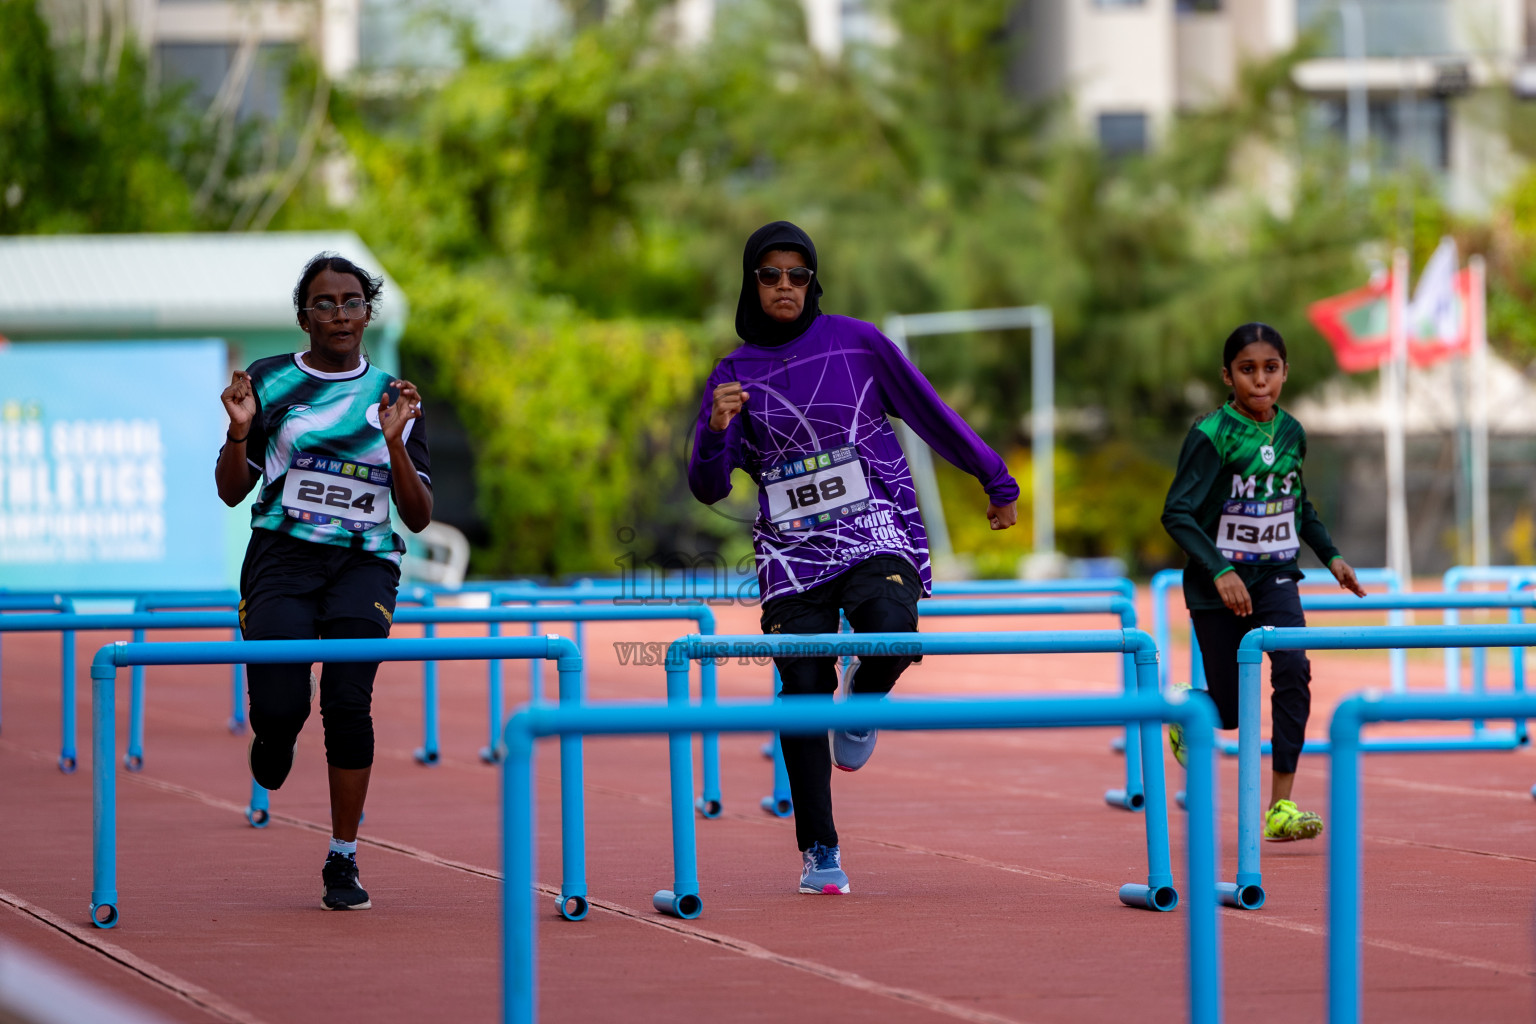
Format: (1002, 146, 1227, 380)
(1213, 566, 1234, 581)
(1328, 554, 1343, 565)
(226, 428, 249, 444)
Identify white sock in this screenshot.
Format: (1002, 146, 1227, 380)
(329, 837, 357, 859)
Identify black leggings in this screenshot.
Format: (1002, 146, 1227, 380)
(239, 529, 398, 770)
(1190, 571, 1310, 775)
(760, 555, 920, 851)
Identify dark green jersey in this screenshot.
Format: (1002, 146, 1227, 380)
(1161, 404, 1339, 611)
(226, 354, 431, 562)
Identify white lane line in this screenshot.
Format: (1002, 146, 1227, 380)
(552, 887, 1030, 1024)
(1370, 834, 1536, 866)
(118, 773, 1027, 1023)
(0, 889, 270, 1024)
(1228, 911, 1536, 978)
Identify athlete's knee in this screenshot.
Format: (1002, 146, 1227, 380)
(774, 657, 837, 697)
(847, 596, 917, 635)
(247, 665, 312, 739)
(321, 616, 389, 641)
(1270, 650, 1312, 692)
(322, 712, 374, 769)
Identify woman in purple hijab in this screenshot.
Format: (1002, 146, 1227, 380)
(689, 221, 1019, 894)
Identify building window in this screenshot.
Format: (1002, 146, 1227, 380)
(157, 44, 294, 122)
(1297, 0, 1457, 59)
(1093, 0, 1147, 7)
(1310, 95, 1449, 171)
(1176, 0, 1221, 11)
(1097, 112, 1149, 158)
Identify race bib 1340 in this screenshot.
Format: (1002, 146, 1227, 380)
(761, 445, 872, 531)
(1216, 497, 1299, 563)
(281, 451, 391, 531)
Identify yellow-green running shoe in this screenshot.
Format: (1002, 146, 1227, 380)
(1166, 682, 1191, 768)
(1264, 799, 1324, 841)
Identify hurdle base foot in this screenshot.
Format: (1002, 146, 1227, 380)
(1217, 881, 1266, 910)
(695, 796, 723, 819)
(1175, 789, 1187, 810)
(90, 901, 119, 929)
(478, 745, 504, 765)
(556, 893, 589, 921)
(246, 806, 270, 828)
(652, 889, 702, 919)
(1109, 734, 1126, 754)
(760, 794, 793, 818)
(123, 753, 143, 772)
(1118, 882, 1178, 912)
(1103, 788, 1145, 812)
(413, 747, 440, 766)
(58, 754, 76, 775)
(760, 741, 774, 760)
(226, 717, 247, 735)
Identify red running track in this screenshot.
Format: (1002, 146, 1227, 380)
(0, 598, 1533, 1022)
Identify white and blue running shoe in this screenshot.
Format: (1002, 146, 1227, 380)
(799, 842, 850, 894)
(831, 657, 878, 771)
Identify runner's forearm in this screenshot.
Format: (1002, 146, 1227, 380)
(388, 440, 433, 532)
(871, 335, 1018, 504)
(215, 438, 259, 507)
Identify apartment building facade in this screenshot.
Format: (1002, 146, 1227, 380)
(1014, 0, 1532, 209)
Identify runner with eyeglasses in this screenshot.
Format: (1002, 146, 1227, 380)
(215, 252, 432, 910)
(689, 221, 1019, 895)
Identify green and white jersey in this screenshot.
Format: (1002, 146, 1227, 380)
(230, 354, 431, 563)
(1161, 404, 1339, 611)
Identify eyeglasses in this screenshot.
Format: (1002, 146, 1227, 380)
(304, 298, 371, 322)
(754, 266, 814, 288)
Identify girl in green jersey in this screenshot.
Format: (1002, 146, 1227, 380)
(1162, 323, 1365, 840)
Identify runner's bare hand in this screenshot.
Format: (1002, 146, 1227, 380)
(381, 380, 422, 446)
(987, 501, 1017, 531)
(221, 370, 256, 432)
(1330, 557, 1367, 598)
(709, 382, 749, 433)
(1215, 571, 1252, 618)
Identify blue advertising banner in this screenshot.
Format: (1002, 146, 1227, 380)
(0, 340, 230, 590)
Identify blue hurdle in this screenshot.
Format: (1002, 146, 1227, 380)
(85, 634, 582, 930)
(1441, 565, 1536, 696)
(501, 689, 1222, 1024)
(390, 604, 724, 817)
(448, 573, 1139, 604)
(1217, 592, 1536, 768)
(647, 630, 1180, 922)
(754, 596, 1149, 814)
(478, 577, 1143, 816)
(0, 595, 71, 739)
(0, 605, 719, 831)
(1326, 685, 1536, 1024)
(1150, 567, 1408, 694)
(1230, 622, 1536, 914)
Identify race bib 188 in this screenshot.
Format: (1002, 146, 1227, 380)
(1217, 497, 1299, 563)
(761, 445, 872, 531)
(281, 451, 391, 532)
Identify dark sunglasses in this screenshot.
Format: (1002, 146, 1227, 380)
(754, 266, 814, 288)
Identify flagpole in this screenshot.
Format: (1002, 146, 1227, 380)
(1470, 254, 1490, 567)
(1385, 247, 1413, 585)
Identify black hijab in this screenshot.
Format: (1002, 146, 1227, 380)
(734, 221, 822, 348)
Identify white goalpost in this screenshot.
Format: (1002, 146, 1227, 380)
(883, 305, 1056, 569)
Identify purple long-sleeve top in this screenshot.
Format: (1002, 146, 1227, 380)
(688, 314, 1020, 603)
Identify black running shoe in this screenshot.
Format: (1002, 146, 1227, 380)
(248, 734, 296, 791)
(321, 852, 371, 910)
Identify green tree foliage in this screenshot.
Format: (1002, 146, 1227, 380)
(329, 0, 1409, 573)
(7, 0, 1452, 573)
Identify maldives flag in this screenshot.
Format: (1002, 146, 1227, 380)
(1307, 269, 1472, 373)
